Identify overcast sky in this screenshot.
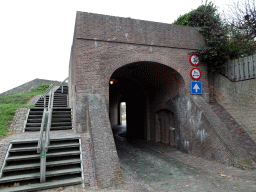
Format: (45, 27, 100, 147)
(0, 0, 232, 94)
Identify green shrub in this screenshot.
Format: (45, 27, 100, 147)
(173, 1, 255, 73)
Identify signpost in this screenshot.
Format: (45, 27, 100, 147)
(191, 81, 202, 94)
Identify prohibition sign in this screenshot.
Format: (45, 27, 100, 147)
(189, 54, 200, 66)
(190, 68, 201, 80)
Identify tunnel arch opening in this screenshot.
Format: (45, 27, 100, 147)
(109, 61, 185, 145)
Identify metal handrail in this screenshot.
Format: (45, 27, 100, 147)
(42, 84, 53, 108)
(60, 77, 68, 86)
(37, 77, 68, 183)
(41, 84, 54, 99)
(38, 88, 54, 183)
(57, 77, 68, 94)
(37, 109, 47, 153)
(45, 90, 54, 152)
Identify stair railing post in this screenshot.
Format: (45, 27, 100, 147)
(38, 85, 55, 183)
(40, 140, 46, 183)
(39, 110, 48, 183)
(45, 90, 54, 152)
(61, 85, 63, 93)
(44, 96, 46, 108)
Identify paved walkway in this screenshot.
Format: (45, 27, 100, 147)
(40, 125, 256, 192)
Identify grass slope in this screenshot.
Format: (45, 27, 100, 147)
(0, 84, 50, 138)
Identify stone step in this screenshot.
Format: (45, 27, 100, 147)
(28, 111, 43, 115)
(46, 167, 81, 177)
(7, 154, 40, 161)
(3, 163, 41, 172)
(51, 118, 71, 122)
(52, 114, 72, 118)
(52, 111, 71, 115)
(25, 126, 72, 131)
(8, 142, 78, 154)
(10, 146, 37, 152)
(0, 177, 83, 192)
(3, 158, 81, 173)
(36, 101, 67, 104)
(26, 123, 41, 127)
(48, 143, 79, 150)
(27, 116, 42, 119)
(27, 119, 42, 123)
(47, 151, 80, 158)
(51, 122, 72, 126)
(0, 172, 40, 184)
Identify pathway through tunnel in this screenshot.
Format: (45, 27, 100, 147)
(109, 61, 184, 144)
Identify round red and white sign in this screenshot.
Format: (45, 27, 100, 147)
(190, 68, 201, 80)
(189, 54, 200, 66)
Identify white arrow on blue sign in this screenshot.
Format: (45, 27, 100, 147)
(191, 81, 202, 94)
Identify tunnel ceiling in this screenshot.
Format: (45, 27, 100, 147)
(110, 62, 184, 102)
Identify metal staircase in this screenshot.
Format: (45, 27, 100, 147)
(0, 79, 86, 191)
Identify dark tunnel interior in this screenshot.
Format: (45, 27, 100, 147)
(109, 61, 184, 142)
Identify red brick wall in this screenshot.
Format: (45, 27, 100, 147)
(69, 12, 211, 187)
(70, 12, 208, 110)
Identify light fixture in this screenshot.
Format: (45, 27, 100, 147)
(109, 79, 118, 85)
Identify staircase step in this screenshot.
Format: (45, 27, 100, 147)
(48, 143, 79, 149)
(3, 158, 80, 173)
(7, 154, 40, 161)
(27, 115, 43, 119)
(3, 163, 41, 172)
(46, 168, 81, 177)
(47, 151, 80, 158)
(28, 112, 43, 115)
(52, 115, 71, 119)
(10, 147, 37, 152)
(0, 177, 83, 192)
(0, 173, 40, 184)
(26, 123, 41, 127)
(24, 127, 41, 131)
(46, 159, 81, 167)
(51, 126, 72, 130)
(51, 122, 72, 126)
(25, 126, 72, 131)
(27, 119, 42, 123)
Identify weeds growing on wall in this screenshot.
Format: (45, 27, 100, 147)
(0, 84, 50, 138)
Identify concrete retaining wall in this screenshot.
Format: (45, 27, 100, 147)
(213, 73, 256, 142)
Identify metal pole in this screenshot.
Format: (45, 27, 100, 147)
(44, 96, 46, 108)
(40, 140, 46, 183)
(61, 86, 63, 94)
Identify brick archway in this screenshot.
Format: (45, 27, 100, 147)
(109, 61, 185, 142)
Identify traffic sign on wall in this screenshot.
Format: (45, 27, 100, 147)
(189, 53, 200, 66)
(191, 81, 202, 94)
(190, 68, 201, 80)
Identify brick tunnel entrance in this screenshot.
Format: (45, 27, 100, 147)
(109, 61, 185, 145)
